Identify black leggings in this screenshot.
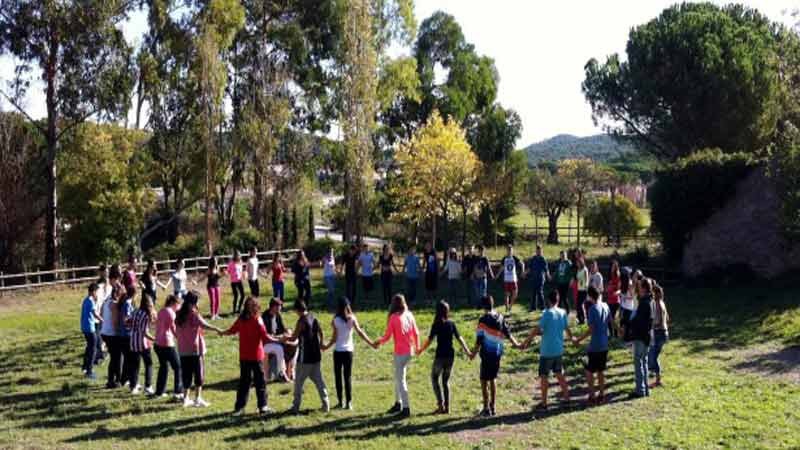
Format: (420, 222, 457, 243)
(576, 290, 588, 323)
(345, 276, 357, 304)
(333, 351, 353, 404)
(82, 332, 96, 374)
(102, 334, 122, 387)
(296, 279, 311, 303)
(432, 357, 454, 408)
(119, 336, 132, 386)
(129, 349, 153, 389)
(235, 360, 267, 411)
(608, 303, 620, 336)
(381, 271, 393, 305)
(154, 345, 182, 395)
(231, 281, 245, 313)
(557, 284, 571, 315)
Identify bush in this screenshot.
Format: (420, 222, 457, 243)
(145, 234, 206, 261)
(303, 237, 338, 262)
(584, 196, 645, 241)
(649, 149, 758, 261)
(219, 228, 263, 256)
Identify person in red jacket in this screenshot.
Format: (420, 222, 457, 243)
(221, 297, 276, 416)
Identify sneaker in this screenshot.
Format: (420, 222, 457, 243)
(183, 397, 194, 408)
(321, 403, 330, 413)
(259, 406, 274, 415)
(387, 402, 401, 414)
(335, 402, 343, 410)
(172, 393, 185, 403)
(397, 408, 410, 418)
(345, 402, 353, 411)
(131, 385, 143, 395)
(232, 409, 245, 417)
(195, 397, 210, 408)
(489, 408, 496, 417)
(478, 408, 492, 418)
(144, 387, 155, 395)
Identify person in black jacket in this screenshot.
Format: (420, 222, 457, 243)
(629, 278, 654, 398)
(261, 298, 289, 382)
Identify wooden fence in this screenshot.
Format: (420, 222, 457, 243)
(0, 249, 300, 293)
(513, 224, 659, 246)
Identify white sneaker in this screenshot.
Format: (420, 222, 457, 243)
(131, 385, 143, 395)
(195, 397, 210, 408)
(183, 397, 194, 408)
(144, 387, 155, 395)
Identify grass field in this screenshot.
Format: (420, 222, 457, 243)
(1, 271, 799, 449)
(509, 205, 653, 230)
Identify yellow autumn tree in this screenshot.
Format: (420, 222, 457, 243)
(390, 110, 482, 246)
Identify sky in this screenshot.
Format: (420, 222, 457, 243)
(0, 0, 796, 147)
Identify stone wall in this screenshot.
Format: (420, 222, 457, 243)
(682, 167, 800, 278)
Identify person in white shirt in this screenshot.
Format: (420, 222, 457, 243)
(589, 260, 604, 293)
(495, 245, 524, 314)
(164, 258, 193, 299)
(443, 248, 462, 306)
(246, 247, 260, 297)
(322, 248, 338, 309)
(357, 244, 375, 303)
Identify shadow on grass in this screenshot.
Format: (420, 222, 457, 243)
(732, 345, 800, 379)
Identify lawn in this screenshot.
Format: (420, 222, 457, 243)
(1, 271, 799, 449)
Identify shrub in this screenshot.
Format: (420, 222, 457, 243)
(219, 228, 263, 256)
(303, 237, 337, 262)
(584, 196, 645, 241)
(649, 149, 758, 261)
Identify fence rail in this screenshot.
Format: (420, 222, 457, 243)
(513, 224, 659, 246)
(0, 249, 300, 293)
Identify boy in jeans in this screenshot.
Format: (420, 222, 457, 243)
(521, 290, 573, 410)
(573, 286, 611, 404)
(469, 295, 522, 417)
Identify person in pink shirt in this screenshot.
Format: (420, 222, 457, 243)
(374, 294, 419, 418)
(175, 291, 222, 407)
(154, 295, 183, 398)
(227, 251, 245, 315)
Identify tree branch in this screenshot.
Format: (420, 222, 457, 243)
(0, 89, 47, 135)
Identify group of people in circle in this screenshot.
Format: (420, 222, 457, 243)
(78, 243, 670, 418)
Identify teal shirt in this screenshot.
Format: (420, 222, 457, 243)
(539, 307, 568, 358)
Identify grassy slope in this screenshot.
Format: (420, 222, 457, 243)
(1, 273, 799, 449)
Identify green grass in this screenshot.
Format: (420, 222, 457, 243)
(510, 205, 652, 230)
(1, 272, 799, 449)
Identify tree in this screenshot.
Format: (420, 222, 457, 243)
(559, 159, 601, 249)
(582, 3, 785, 160)
(307, 205, 316, 243)
(291, 206, 298, 248)
(0, 112, 45, 272)
(525, 167, 575, 244)
(0, 1, 135, 269)
(584, 196, 645, 244)
(390, 111, 481, 246)
(281, 208, 290, 249)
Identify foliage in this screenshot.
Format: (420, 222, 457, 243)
(768, 122, 800, 240)
(145, 234, 207, 261)
(649, 149, 759, 261)
(0, 0, 136, 268)
(390, 111, 481, 245)
(302, 237, 337, 262)
(584, 196, 645, 240)
(219, 228, 264, 256)
(307, 205, 316, 243)
(0, 112, 45, 272)
(582, 3, 786, 160)
(524, 133, 639, 166)
(58, 123, 154, 265)
(477, 151, 529, 244)
(525, 166, 575, 244)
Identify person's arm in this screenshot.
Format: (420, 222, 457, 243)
(163, 277, 172, 289)
(91, 309, 103, 323)
(418, 337, 432, 354)
(353, 318, 374, 347)
(375, 316, 395, 348)
(487, 259, 495, 279)
(574, 324, 591, 345)
(317, 320, 325, 351)
(322, 319, 337, 351)
(522, 326, 541, 349)
(282, 319, 304, 343)
(199, 317, 224, 334)
(220, 319, 240, 336)
(469, 337, 481, 360)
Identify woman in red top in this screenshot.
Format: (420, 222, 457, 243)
(221, 297, 275, 416)
(271, 254, 285, 301)
(606, 260, 622, 337)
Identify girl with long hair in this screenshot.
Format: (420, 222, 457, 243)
(606, 261, 621, 336)
(175, 291, 223, 407)
(322, 297, 375, 410)
(154, 295, 183, 399)
(140, 259, 165, 304)
(227, 250, 246, 314)
(129, 293, 157, 395)
(418, 300, 470, 414)
(100, 285, 123, 389)
(206, 257, 222, 320)
(292, 251, 312, 303)
(271, 253, 286, 301)
(374, 294, 419, 418)
(648, 283, 670, 388)
(379, 244, 398, 305)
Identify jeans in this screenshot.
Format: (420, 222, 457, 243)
(264, 343, 287, 376)
(556, 283, 570, 315)
(381, 271, 393, 305)
(154, 345, 183, 395)
(273, 280, 285, 300)
(207, 286, 220, 316)
(236, 360, 267, 411)
(129, 349, 153, 389)
(102, 334, 121, 386)
(633, 340, 650, 396)
(83, 332, 97, 375)
(394, 354, 411, 409)
(576, 290, 588, 323)
(231, 281, 245, 313)
(295, 279, 311, 302)
(324, 276, 336, 309)
(292, 362, 329, 411)
(431, 357, 454, 408)
(531, 282, 545, 311)
(94, 329, 104, 364)
(333, 351, 353, 405)
(405, 278, 418, 304)
(648, 330, 669, 375)
(248, 279, 260, 297)
(473, 278, 488, 305)
(345, 275, 357, 304)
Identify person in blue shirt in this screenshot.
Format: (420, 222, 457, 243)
(574, 286, 611, 405)
(521, 290, 574, 410)
(524, 245, 550, 311)
(403, 248, 420, 304)
(80, 283, 103, 379)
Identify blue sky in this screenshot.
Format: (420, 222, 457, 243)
(1, 0, 796, 147)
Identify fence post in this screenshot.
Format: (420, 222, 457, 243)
(0, 272, 3, 289)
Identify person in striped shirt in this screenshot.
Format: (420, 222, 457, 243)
(128, 293, 157, 395)
(468, 295, 522, 417)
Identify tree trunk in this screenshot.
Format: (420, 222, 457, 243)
(576, 193, 583, 249)
(431, 215, 437, 249)
(461, 208, 467, 257)
(547, 213, 559, 244)
(610, 187, 618, 246)
(44, 39, 59, 271)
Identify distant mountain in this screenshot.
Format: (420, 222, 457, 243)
(523, 133, 637, 165)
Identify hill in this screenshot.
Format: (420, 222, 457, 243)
(523, 133, 637, 165)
